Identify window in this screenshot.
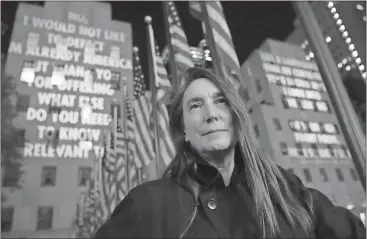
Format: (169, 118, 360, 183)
(273, 118, 282, 130)
(311, 144, 319, 156)
(78, 167, 91, 186)
(315, 100, 331, 112)
(282, 96, 289, 108)
(111, 71, 121, 90)
(327, 145, 335, 157)
(335, 168, 344, 181)
(17, 129, 26, 147)
(279, 142, 288, 155)
(37, 206, 53, 230)
(255, 79, 262, 93)
(20, 60, 36, 83)
(350, 168, 358, 181)
(253, 124, 259, 137)
(16, 94, 30, 112)
(303, 168, 312, 182)
(41, 166, 56, 187)
(1, 207, 14, 232)
(296, 143, 303, 156)
(2, 162, 21, 187)
(319, 168, 329, 182)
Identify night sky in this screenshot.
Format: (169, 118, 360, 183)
(1, 1, 296, 82)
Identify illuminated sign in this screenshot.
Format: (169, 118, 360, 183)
(6, 2, 133, 160)
(286, 145, 350, 159)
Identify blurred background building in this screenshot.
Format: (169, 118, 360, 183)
(1, 2, 133, 237)
(286, 1, 366, 130)
(240, 38, 365, 218)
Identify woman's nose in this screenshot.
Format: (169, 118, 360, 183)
(204, 104, 219, 123)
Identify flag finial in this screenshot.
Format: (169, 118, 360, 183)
(144, 16, 152, 24)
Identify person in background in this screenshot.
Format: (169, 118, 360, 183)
(94, 67, 365, 238)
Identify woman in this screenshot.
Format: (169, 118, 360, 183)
(94, 67, 365, 238)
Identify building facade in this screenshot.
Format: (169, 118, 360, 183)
(286, 1, 366, 129)
(240, 38, 365, 218)
(1, 2, 133, 238)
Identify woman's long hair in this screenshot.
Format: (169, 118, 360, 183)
(163, 67, 314, 238)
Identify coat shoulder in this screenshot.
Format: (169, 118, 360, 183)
(128, 178, 179, 198)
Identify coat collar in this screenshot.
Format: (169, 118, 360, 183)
(192, 147, 244, 189)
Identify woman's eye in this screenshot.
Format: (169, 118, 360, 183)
(189, 104, 201, 110)
(216, 98, 228, 104)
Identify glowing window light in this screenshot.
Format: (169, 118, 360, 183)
(359, 65, 365, 71)
(328, 2, 334, 8)
(352, 51, 358, 57)
(337, 63, 343, 68)
(346, 65, 351, 71)
(356, 4, 364, 10)
(331, 7, 336, 13)
(51, 69, 65, 85)
(348, 44, 355, 51)
(81, 104, 93, 121)
(339, 25, 345, 31)
(336, 19, 342, 25)
(342, 58, 348, 64)
(326, 36, 331, 43)
(334, 13, 339, 19)
(20, 67, 35, 83)
(356, 58, 361, 64)
(346, 37, 351, 44)
(79, 141, 93, 150)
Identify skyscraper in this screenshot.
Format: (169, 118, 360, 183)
(286, 1, 366, 129)
(240, 38, 365, 217)
(1, 2, 133, 237)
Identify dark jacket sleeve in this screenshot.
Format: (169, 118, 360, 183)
(93, 188, 142, 238)
(284, 168, 366, 239)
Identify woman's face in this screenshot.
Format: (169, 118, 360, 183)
(182, 78, 235, 155)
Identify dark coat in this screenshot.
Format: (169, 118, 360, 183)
(94, 156, 365, 239)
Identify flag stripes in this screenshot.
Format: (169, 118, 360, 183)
(166, 1, 194, 85)
(189, 1, 243, 87)
(132, 49, 155, 167)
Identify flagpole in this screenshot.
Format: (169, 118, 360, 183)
(112, 102, 119, 205)
(145, 16, 161, 179)
(293, 1, 366, 191)
(162, 1, 179, 96)
(122, 80, 130, 191)
(199, 1, 224, 78)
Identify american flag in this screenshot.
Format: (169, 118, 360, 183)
(165, 1, 194, 80)
(132, 48, 156, 167)
(73, 153, 108, 238)
(110, 105, 129, 208)
(189, 1, 243, 89)
(125, 84, 141, 189)
(154, 43, 172, 105)
(151, 45, 176, 168)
